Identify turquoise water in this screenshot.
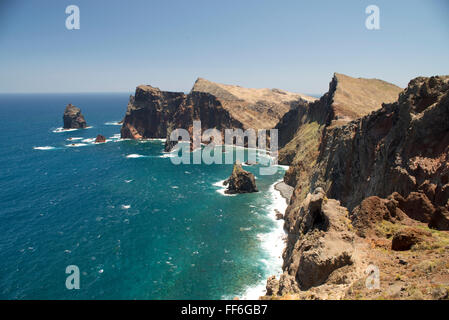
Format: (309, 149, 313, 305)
(0, 93, 286, 299)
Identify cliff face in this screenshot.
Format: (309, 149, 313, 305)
(265, 75, 449, 300)
(278, 73, 402, 202)
(121, 85, 185, 139)
(311, 76, 449, 211)
(120, 78, 312, 150)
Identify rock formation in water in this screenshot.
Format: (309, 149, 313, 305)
(95, 134, 106, 143)
(63, 104, 87, 129)
(120, 78, 315, 151)
(264, 75, 449, 300)
(223, 163, 258, 194)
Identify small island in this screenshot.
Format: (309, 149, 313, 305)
(224, 162, 258, 194)
(63, 104, 87, 129)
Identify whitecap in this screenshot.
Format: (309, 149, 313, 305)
(121, 205, 131, 210)
(66, 143, 88, 147)
(53, 126, 92, 133)
(238, 179, 288, 300)
(53, 127, 78, 133)
(66, 137, 83, 141)
(33, 146, 56, 150)
(105, 121, 122, 126)
(126, 154, 146, 158)
(212, 180, 236, 197)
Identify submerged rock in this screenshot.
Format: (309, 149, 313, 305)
(223, 163, 258, 194)
(63, 104, 87, 129)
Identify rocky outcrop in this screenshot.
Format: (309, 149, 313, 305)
(95, 134, 106, 143)
(277, 73, 402, 208)
(264, 75, 449, 300)
(223, 163, 258, 194)
(266, 188, 355, 295)
(121, 78, 313, 151)
(63, 104, 87, 129)
(391, 227, 431, 251)
(310, 76, 449, 211)
(121, 85, 185, 140)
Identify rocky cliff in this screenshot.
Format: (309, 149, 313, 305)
(120, 78, 314, 151)
(277, 73, 402, 199)
(265, 75, 449, 300)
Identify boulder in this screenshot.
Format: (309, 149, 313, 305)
(429, 206, 449, 231)
(399, 192, 435, 223)
(391, 227, 431, 251)
(280, 188, 354, 291)
(63, 104, 87, 129)
(223, 163, 258, 194)
(95, 135, 106, 143)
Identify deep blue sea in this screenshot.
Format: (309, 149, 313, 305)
(0, 93, 287, 299)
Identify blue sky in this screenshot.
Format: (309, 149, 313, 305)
(0, 0, 448, 94)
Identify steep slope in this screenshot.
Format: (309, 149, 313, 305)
(192, 78, 316, 130)
(121, 78, 312, 150)
(265, 75, 449, 300)
(277, 73, 402, 202)
(311, 75, 449, 210)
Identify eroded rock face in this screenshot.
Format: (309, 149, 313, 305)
(349, 195, 406, 237)
(268, 188, 354, 294)
(120, 78, 311, 151)
(278, 73, 402, 207)
(311, 76, 449, 211)
(63, 104, 87, 129)
(223, 163, 258, 194)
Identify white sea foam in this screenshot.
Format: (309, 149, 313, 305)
(33, 146, 56, 150)
(66, 143, 88, 147)
(53, 126, 92, 133)
(121, 205, 131, 210)
(212, 179, 236, 197)
(159, 152, 176, 158)
(105, 121, 122, 126)
(66, 137, 83, 141)
(53, 127, 78, 133)
(126, 154, 146, 158)
(110, 134, 121, 139)
(239, 179, 287, 300)
(82, 138, 96, 143)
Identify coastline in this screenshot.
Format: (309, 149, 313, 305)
(240, 173, 292, 300)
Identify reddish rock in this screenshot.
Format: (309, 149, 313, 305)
(350, 196, 405, 237)
(95, 135, 106, 143)
(429, 206, 449, 231)
(391, 227, 431, 251)
(400, 192, 436, 223)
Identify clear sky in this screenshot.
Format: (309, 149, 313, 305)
(0, 0, 448, 94)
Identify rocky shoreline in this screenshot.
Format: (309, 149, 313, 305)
(274, 181, 294, 204)
(262, 75, 449, 300)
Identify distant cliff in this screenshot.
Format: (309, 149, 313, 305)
(120, 78, 315, 150)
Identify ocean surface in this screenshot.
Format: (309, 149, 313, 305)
(0, 93, 287, 299)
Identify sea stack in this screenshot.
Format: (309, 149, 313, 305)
(95, 134, 106, 143)
(224, 162, 258, 194)
(63, 104, 87, 129)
